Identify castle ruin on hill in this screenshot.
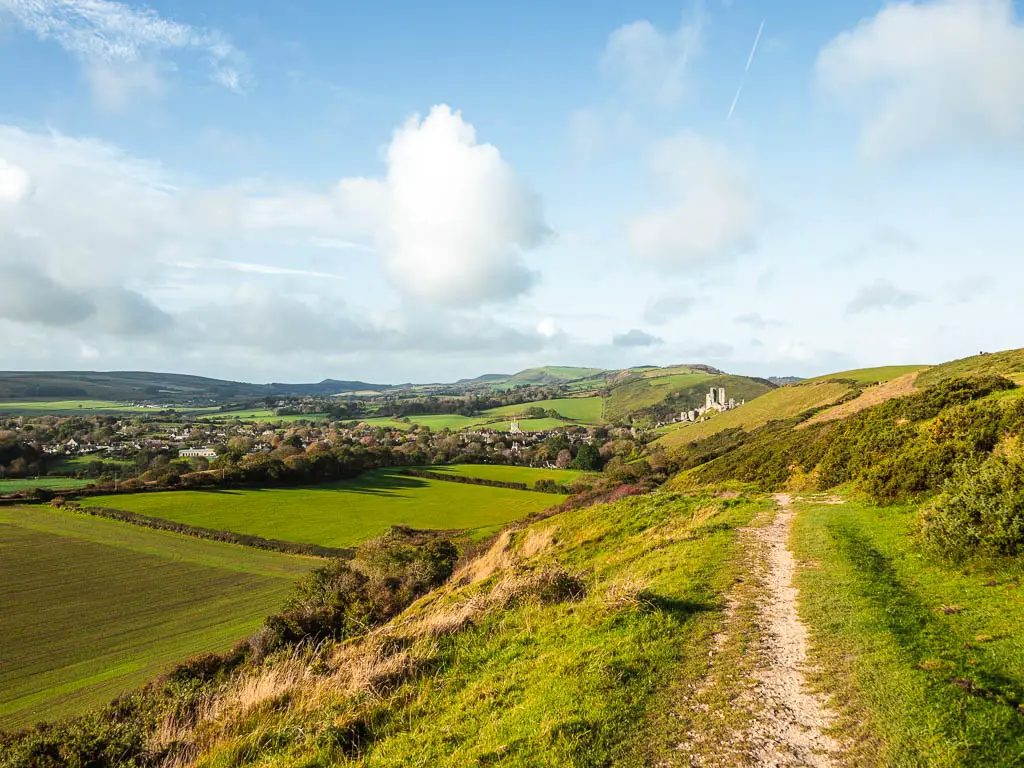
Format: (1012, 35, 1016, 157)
(679, 386, 744, 423)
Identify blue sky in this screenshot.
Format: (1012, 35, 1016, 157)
(1, 0, 1022, 383)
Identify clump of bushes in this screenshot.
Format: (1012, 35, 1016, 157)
(254, 533, 458, 656)
(677, 375, 1022, 504)
(917, 447, 1024, 561)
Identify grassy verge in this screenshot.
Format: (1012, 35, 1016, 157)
(791, 497, 1024, 766)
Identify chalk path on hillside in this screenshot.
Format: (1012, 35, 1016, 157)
(744, 493, 839, 767)
(667, 493, 840, 767)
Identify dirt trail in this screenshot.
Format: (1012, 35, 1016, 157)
(745, 493, 839, 766)
(666, 494, 840, 767)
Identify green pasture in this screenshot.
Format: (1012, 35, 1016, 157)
(357, 417, 415, 430)
(482, 396, 604, 424)
(0, 477, 95, 493)
(204, 409, 330, 423)
(56, 455, 134, 469)
(87, 469, 564, 548)
(401, 414, 488, 431)
(0, 400, 216, 415)
(0, 506, 311, 729)
(0, 400, 150, 415)
(428, 464, 589, 486)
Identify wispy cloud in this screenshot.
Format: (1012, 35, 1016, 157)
(846, 279, 922, 314)
(172, 259, 347, 281)
(612, 328, 663, 348)
(0, 0, 251, 93)
(727, 18, 765, 121)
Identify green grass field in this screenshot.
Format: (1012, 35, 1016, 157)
(0, 477, 95, 493)
(87, 469, 564, 548)
(0, 400, 155, 415)
(807, 365, 927, 385)
(915, 347, 1024, 388)
(0, 400, 215, 415)
(481, 397, 604, 424)
(57, 456, 134, 468)
(657, 381, 854, 446)
(792, 497, 1024, 765)
(357, 417, 415, 430)
(401, 414, 489, 431)
(429, 464, 589, 486)
(205, 409, 330, 423)
(0, 506, 311, 728)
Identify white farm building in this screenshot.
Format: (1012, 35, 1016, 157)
(178, 448, 218, 459)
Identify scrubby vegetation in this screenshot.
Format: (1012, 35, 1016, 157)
(917, 445, 1024, 560)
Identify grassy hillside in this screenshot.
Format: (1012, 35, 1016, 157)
(657, 380, 853, 446)
(502, 366, 606, 386)
(916, 347, 1024, 388)
(87, 469, 563, 547)
(482, 396, 604, 423)
(604, 373, 713, 422)
(0, 506, 310, 728)
(806, 365, 927, 385)
(605, 373, 773, 425)
(2, 490, 769, 766)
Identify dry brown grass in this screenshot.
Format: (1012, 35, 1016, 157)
(453, 530, 517, 584)
(602, 575, 653, 611)
(520, 527, 555, 557)
(800, 371, 921, 428)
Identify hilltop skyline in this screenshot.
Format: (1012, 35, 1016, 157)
(1, 0, 1023, 382)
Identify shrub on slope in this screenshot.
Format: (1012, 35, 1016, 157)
(917, 445, 1024, 560)
(672, 376, 1021, 503)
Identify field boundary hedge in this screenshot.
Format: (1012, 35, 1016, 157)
(68, 503, 353, 559)
(400, 468, 571, 495)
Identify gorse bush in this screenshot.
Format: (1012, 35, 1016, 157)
(257, 534, 458, 654)
(675, 376, 1021, 504)
(917, 448, 1024, 561)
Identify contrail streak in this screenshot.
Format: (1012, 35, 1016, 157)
(745, 18, 765, 73)
(727, 18, 765, 122)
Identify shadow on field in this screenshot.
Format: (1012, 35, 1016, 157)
(187, 470, 433, 499)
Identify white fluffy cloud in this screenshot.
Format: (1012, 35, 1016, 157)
(602, 14, 702, 107)
(0, 105, 551, 362)
(817, 0, 1024, 158)
(628, 132, 757, 267)
(353, 105, 549, 306)
(0, 158, 31, 202)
